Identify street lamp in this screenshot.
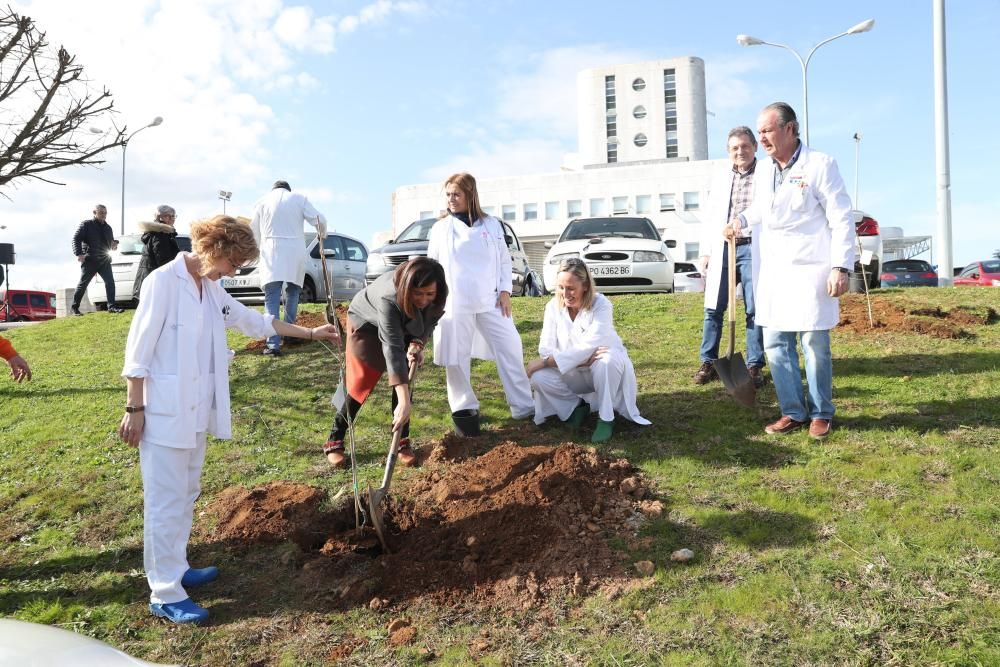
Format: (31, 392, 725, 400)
(218, 190, 232, 214)
(118, 116, 164, 235)
(737, 19, 874, 144)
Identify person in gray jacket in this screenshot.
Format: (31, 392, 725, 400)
(324, 257, 448, 468)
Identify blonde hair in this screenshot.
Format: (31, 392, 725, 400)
(555, 258, 595, 311)
(189, 215, 258, 274)
(441, 172, 487, 223)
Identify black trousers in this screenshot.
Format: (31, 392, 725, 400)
(329, 390, 410, 442)
(72, 257, 115, 308)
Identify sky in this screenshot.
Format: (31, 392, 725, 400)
(2, 0, 998, 293)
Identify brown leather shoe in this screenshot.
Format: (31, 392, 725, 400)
(764, 416, 807, 435)
(324, 440, 347, 468)
(747, 365, 766, 389)
(396, 438, 418, 468)
(693, 361, 717, 385)
(809, 419, 832, 440)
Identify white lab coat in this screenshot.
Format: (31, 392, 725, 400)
(741, 145, 855, 331)
(122, 253, 277, 447)
(532, 294, 650, 425)
(700, 161, 763, 309)
(250, 189, 327, 286)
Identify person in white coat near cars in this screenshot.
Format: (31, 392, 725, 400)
(732, 102, 855, 441)
(251, 180, 327, 356)
(119, 215, 340, 625)
(526, 258, 650, 443)
(427, 172, 534, 432)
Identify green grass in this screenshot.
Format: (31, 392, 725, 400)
(1, 287, 998, 665)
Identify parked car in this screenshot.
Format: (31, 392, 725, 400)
(222, 232, 369, 304)
(879, 259, 938, 288)
(89, 233, 192, 309)
(673, 261, 705, 293)
(853, 210, 882, 289)
(954, 259, 1000, 287)
(0, 289, 56, 321)
(365, 217, 542, 296)
(542, 216, 676, 294)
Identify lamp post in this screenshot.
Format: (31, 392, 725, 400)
(218, 190, 232, 214)
(118, 117, 164, 235)
(737, 19, 874, 144)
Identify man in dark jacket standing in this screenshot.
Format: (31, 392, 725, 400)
(70, 204, 122, 315)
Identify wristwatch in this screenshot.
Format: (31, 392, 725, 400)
(125, 405, 145, 413)
(833, 267, 850, 274)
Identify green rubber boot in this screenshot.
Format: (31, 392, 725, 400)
(566, 400, 590, 429)
(591, 419, 614, 443)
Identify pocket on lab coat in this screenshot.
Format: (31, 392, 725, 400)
(145, 374, 179, 416)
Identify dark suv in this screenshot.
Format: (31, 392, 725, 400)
(365, 218, 542, 296)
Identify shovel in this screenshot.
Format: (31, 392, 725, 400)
(713, 235, 756, 408)
(366, 361, 419, 553)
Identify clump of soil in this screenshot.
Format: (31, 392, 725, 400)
(838, 295, 995, 338)
(208, 442, 655, 611)
(244, 306, 346, 351)
(209, 481, 338, 550)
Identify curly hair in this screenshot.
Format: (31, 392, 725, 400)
(189, 215, 258, 273)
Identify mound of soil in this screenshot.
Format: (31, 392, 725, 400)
(208, 442, 657, 611)
(838, 295, 995, 338)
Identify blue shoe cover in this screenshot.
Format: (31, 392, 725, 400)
(181, 566, 219, 588)
(150, 598, 209, 624)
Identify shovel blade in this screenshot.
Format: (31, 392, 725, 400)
(366, 482, 390, 553)
(714, 353, 756, 408)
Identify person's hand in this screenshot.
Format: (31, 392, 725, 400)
(497, 291, 512, 318)
(526, 357, 547, 378)
(7, 355, 31, 383)
(579, 346, 609, 368)
(77, 255, 85, 263)
(699, 255, 710, 273)
(407, 342, 425, 367)
(118, 412, 145, 448)
(723, 222, 738, 241)
(310, 323, 341, 343)
(112, 241, 119, 251)
(392, 396, 412, 433)
(828, 269, 850, 297)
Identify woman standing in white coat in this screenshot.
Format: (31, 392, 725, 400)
(119, 216, 339, 624)
(427, 172, 534, 432)
(526, 258, 650, 443)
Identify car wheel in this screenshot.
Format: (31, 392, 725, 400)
(300, 277, 317, 304)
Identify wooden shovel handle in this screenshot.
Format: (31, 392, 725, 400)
(727, 235, 737, 358)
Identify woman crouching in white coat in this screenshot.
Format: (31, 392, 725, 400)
(525, 258, 650, 443)
(118, 215, 339, 625)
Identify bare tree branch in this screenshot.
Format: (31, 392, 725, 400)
(0, 6, 125, 191)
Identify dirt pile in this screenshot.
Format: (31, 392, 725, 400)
(838, 295, 995, 338)
(209, 481, 336, 550)
(208, 442, 658, 610)
(243, 307, 346, 351)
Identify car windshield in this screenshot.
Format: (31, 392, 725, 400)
(885, 260, 931, 272)
(674, 262, 696, 273)
(395, 218, 437, 243)
(118, 234, 144, 255)
(559, 218, 659, 242)
(982, 260, 1000, 273)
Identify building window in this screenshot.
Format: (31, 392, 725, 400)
(634, 133, 648, 147)
(419, 210, 433, 220)
(502, 205, 516, 221)
(636, 194, 652, 214)
(567, 199, 582, 218)
(612, 196, 629, 215)
(633, 105, 646, 119)
(632, 77, 646, 91)
(659, 193, 676, 212)
(589, 198, 607, 217)
(605, 75, 617, 163)
(544, 201, 560, 220)
(523, 203, 538, 221)
(683, 192, 700, 210)
(663, 68, 678, 158)
(685, 242, 699, 261)
(483, 205, 496, 217)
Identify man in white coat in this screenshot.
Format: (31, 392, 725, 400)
(251, 180, 327, 356)
(733, 102, 855, 440)
(695, 126, 766, 389)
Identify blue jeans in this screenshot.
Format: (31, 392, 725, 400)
(263, 281, 301, 349)
(699, 242, 764, 367)
(763, 329, 834, 422)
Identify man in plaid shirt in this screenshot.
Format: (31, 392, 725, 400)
(694, 127, 766, 389)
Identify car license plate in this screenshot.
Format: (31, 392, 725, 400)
(221, 278, 249, 288)
(589, 265, 632, 277)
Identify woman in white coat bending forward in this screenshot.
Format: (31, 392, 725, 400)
(119, 216, 339, 625)
(427, 172, 534, 433)
(525, 258, 650, 443)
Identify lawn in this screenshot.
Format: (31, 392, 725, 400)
(1, 288, 998, 666)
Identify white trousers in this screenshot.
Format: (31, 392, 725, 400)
(444, 309, 534, 417)
(530, 350, 628, 424)
(139, 433, 207, 604)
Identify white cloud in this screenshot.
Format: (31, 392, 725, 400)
(420, 138, 569, 183)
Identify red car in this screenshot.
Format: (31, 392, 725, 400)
(1, 289, 57, 321)
(954, 259, 1000, 287)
